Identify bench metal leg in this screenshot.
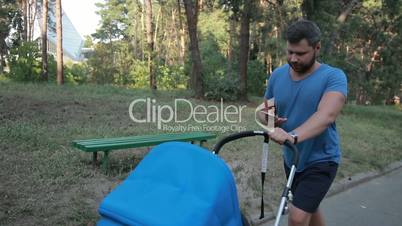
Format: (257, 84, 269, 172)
(200, 140, 206, 147)
(93, 152, 98, 167)
(102, 150, 110, 172)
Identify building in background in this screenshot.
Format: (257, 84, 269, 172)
(34, 4, 84, 62)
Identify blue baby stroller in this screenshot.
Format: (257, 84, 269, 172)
(97, 131, 299, 226)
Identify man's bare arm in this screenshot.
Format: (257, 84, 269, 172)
(268, 92, 346, 144)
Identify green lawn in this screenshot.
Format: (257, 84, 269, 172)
(1, 80, 401, 225)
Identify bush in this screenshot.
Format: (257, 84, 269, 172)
(197, 31, 239, 100)
(64, 61, 90, 84)
(157, 64, 187, 90)
(129, 62, 187, 90)
(204, 76, 239, 101)
(87, 43, 117, 84)
(129, 60, 148, 88)
(247, 60, 267, 96)
(5, 41, 90, 84)
(7, 41, 41, 81)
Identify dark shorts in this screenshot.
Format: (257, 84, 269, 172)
(284, 161, 338, 213)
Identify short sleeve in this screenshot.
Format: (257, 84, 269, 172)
(324, 69, 348, 97)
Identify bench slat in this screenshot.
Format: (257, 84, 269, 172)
(77, 137, 208, 152)
(72, 132, 216, 152)
(73, 132, 211, 145)
(73, 133, 214, 147)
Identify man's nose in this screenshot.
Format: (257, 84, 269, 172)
(289, 54, 298, 62)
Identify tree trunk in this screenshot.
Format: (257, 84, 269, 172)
(276, 0, 284, 35)
(145, 0, 156, 90)
(0, 56, 3, 73)
(356, 85, 368, 105)
(238, 2, 251, 101)
(141, 6, 145, 61)
(0, 37, 7, 73)
(154, 7, 162, 46)
(177, 0, 186, 64)
(301, 0, 315, 19)
(56, 0, 64, 85)
(0, 41, 5, 73)
(27, 0, 31, 41)
(154, 7, 162, 63)
(171, 8, 178, 64)
(131, 15, 138, 57)
(199, 0, 204, 11)
(227, 16, 235, 79)
(249, 21, 258, 61)
(266, 53, 272, 74)
(22, 0, 28, 41)
(41, 0, 48, 81)
(183, 0, 204, 98)
(28, 0, 37, 41)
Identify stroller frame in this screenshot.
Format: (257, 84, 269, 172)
(213, 130, 299, 226)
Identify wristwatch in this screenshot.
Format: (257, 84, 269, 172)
(289, 131, 298, 144)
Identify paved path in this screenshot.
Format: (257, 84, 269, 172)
(263, 167, 402, 226)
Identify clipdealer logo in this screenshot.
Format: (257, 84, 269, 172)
(128, 98, 247, 132)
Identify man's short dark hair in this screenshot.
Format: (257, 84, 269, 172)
(286, 19, 321, 46)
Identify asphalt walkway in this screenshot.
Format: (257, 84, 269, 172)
(263, 166, 402, 226)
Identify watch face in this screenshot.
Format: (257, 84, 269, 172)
(292, 133, 298, 144)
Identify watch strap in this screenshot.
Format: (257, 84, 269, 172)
(289, 131, 298, 144)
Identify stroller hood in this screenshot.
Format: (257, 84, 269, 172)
(98, 142, 242, 226)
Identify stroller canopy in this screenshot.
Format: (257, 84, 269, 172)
(98, 142, 242, 226)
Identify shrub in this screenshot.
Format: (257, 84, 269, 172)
(204, 76, 239, 101)
(64, 61, 90, 84)
(129, 60, 148, 88)
(247, 60, 267, 96)
(157, 64, 187, 90)
(7, 41, 41, 81)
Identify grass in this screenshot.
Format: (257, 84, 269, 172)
(337, 105, 402, 176)
(0, 79, 401, 225)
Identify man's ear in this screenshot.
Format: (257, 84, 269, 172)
(315, 42, 321, 51)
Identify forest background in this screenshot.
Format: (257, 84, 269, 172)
(1, 0, 401, 103)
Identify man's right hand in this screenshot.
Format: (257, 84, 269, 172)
(275, 116, 287, 127)
(256, 106, 287, 127)
(257, 101, 287, 127)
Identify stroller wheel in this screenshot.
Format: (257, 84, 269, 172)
(241, 212, 251, 226)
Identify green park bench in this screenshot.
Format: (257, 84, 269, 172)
(72, 132, 216, 170)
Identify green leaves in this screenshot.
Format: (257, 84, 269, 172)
(7, 41, 42, 81)
(93, 0, 130, 42)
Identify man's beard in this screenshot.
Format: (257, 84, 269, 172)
(288, 52, 316, 74)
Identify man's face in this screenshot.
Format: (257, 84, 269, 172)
(287, 39, 320, 74)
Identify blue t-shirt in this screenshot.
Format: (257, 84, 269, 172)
(264, 63, 348, 171)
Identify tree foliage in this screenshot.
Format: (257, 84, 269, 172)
(7, 41, 42, 81)
(1, 0, 401, 103)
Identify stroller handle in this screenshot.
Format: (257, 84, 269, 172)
(283, 140, 299, 167)
(212, 130, 300, 167)
(213, 131, 269, 155)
